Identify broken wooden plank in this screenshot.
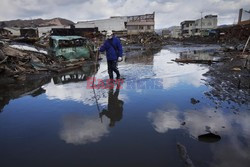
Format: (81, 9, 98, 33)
(0, 56, 8, 65)
(173, 59, 220, 64)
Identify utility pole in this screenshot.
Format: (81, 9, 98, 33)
(200, 11, 203, 37)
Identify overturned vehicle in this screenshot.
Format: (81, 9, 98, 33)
(48, 36, 95, 60)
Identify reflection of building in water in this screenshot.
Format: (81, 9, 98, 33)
(53, 63, 100, 85)
(100, 86, 124, 127)
(124, 46, 161, 65)
(179, 50, 217, 61)
(124, 51, 155, 65)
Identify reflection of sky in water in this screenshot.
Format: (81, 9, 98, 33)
(148, 106, 250, 166)
(44, 49, 208, 105)
(1, 45, 249, 167)
(60, 113, 110, 145)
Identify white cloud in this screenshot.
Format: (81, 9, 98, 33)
(0, 0, 249, 28)
(147, 109, 181, 133)
(147, 107, 250, 165)
(60, 113, 110, 145)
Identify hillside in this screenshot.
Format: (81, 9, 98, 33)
(0, 18, 74, 28)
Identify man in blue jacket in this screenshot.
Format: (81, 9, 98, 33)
(99, 30, 123, 80)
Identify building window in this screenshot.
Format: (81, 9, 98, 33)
(124, 22, 127, 28)
(147, 25, 151, 30)
(127, 25, 138, 30)
(139, 26, 144, 30)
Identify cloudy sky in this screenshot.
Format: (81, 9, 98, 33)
(1, 0, 249, 28)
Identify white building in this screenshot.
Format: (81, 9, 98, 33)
(75, 16, 127, 32)
(192, 15, 217, 36)
(181, 15, 217, 37)
(170, 26, 181, 38)
(75, 13, 155, 35)
(126, 13, 155, 35)
(180, 21, 195, 37)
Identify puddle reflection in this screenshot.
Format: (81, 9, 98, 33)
(148, 106, 250, 166)
(148, 107, 250, 139)
(60, 85, 124, 145)
(1, 45, 249, 167)
(60, 114, 110, 145)
(100, 86, 124, 127)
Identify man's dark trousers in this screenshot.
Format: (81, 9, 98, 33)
(107, 60, 120, 79)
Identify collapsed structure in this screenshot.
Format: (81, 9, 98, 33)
(217, 8, 250, 47)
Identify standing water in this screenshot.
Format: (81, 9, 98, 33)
(0, 45, 249, 167)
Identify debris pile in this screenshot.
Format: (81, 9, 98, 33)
(218, 24, 250, 52)
(179, 36, 218, 45)
(0, 43, 88, 81)
(123, 32, 165, 48)
(203, 52, 250, 108)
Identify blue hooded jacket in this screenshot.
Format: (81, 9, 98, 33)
(99, 36, 123, 61)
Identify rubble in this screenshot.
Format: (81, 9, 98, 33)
(203, 52, 250, 109)
(121, 32, 166, 48)
(0, 43, 93, 83)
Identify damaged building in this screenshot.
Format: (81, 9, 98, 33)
(20, 28, 39, 38)
(217, 8, 250, 44)
(75, 16, 127, 32)
(192, 15, 218, 36)
(170, 26, 182, 38)
(0, 27, 20, 37)
(181, 20, 195, 37)
(238, 8, 250, 25)
(75, 13, 155, 35)
(181, 15, 218, 37)
(126, 13, 155, 35)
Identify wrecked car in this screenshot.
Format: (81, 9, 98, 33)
(49, 36, 92, 60)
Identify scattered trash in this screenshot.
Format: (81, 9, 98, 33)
(10, 44, 47, 54)
(232, 67, 241, 71)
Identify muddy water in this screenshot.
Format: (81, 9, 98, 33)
(0, 45, 249, 167)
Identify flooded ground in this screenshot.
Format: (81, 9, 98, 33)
(0, 45, 249, 167)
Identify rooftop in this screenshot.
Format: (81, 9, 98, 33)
(50, 35, 84, 41)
